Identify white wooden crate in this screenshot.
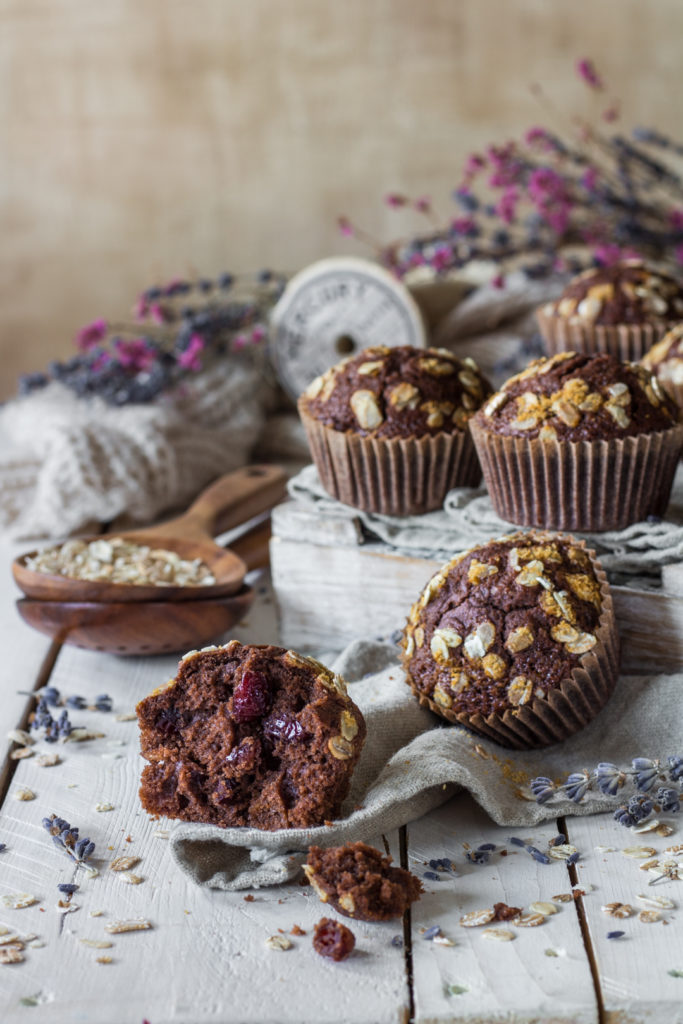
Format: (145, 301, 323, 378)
(270, 498, 683, 674)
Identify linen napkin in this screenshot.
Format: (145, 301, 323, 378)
(170, 638, 681, 889)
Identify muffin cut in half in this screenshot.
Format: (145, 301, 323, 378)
(304, 841, 423, 920)
(401, 532, 619, 749)
(137, 642, 366, 830)
(298, 344, 492, 515)
(469, 351, 683, 531)
(537, 260, 683, 362)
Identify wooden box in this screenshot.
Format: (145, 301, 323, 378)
(270, 498, 683, 675)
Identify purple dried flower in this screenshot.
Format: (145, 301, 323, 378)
(596, 762, 624, 796)
(526, 845, 551, 865)
(656, 787, 680, 813)
(628, 795, 654, 821)
(668, 756, 683, 782)
(530, 776, 556, 804)
(606, 931, 625, 939)
(632, 758, 659, 792)
(385, 193, 408, 208)
(423, 871, 441, 881)
(563, 771, 591, 803)
(576, 58, 603, 90)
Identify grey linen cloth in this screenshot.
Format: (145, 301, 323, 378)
(170, 638, 681, 890)
(288, 463, 683, 579)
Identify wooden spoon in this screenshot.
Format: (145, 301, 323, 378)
(12, 464, 287, 604)
(15, 517, 272, 656)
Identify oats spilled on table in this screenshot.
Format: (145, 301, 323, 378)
(25, 537, 216, 587)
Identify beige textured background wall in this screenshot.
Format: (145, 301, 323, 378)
(1, 0, 682, 398)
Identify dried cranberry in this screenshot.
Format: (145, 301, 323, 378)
(264, 715, 306, 743)
(155, 708, 179, 738)
(312, 917, 355, 962)
(232, 670, 272, 721)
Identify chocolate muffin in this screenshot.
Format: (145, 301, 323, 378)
(304, 842, 423, 920)
(298, 345, 492, 515)
(469, 351, 683, 530)
(642, 323, 683, 412)
(401, 532, 619, 749)
(137, 642, 366, 830)
(537, 260, 683, 361)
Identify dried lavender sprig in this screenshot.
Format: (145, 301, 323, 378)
(530, 757, 683, 826)
(42, 814, 95, 864)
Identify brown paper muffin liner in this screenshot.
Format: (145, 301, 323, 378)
(298, 405, 482, 516)
(404, 537, 619, 750)
(469, 418, 683, 532)
(536, 307, 670, 362)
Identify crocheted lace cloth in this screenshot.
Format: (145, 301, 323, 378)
(0, 361, 269, 539)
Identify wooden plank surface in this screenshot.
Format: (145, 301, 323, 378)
(406, 796, 598, 1024)
(566, 812, 683, 1024)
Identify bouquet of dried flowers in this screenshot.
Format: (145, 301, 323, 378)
(340, 59, 683, 286)
(19, 270, 286, 406)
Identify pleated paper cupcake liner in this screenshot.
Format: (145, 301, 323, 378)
(536, 308, 670, 363)
(469, 419, 683, 532)
(404, 536, 619, 750)
(298, 406, 482, 516)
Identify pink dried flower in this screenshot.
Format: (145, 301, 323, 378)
(602, 104, 620, 123)
(385, 193, 408, 208)
(463, 154, 486, 181)
(250, 325, 266, 344)
(491, 273, 505, 289)
(581, 166, 600, 192)
(450, 216, 476, 235)
(338, 216, 354, 237)
(134, 297, 148, 320)
(149, 303, 166, 326)
(408, 252, 426, 267)
(669, 209, 683, 230)
(76, 318, 108, 352)
(675, 245, 683, 265)
(429, 244, 452, 271)
(177, 334, 204, 372)
(414, 196, 431, 213)
(592, 244, 640, 266)
(525, 127, 549, 147)
(576, 59, 603, 91)
(495, 187, 519, 224)
(233, 333, 248, 351)
(113, 337, 156, 373)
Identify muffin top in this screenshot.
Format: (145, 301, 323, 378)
(643, 324, 683, 386)
(299, 345, 492, 439)
(401, 533, 604, 718)
(472, 352, 677, 441)
(540, 260, 683, 327)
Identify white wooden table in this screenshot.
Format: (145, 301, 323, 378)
(0, 537, 681, 1024)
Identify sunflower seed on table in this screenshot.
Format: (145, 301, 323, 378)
(80, 939, 113, 949)
(601, 902, 633, 919)
(459, 908, 496, 927)
(266, 935, 292, 951)
(120, 872, 144, 886)
(35, 753, 61, 767)
(104, 919, 152, 934)
(1, 894, 38, 910)
(13, 788, 35, 801)
(529, 902, 557, 917)
(515, 913, 546, 928)
(636, 894, 675, 909)
(7, 730, 33, 746)
(482, 928, 515, 941)
(110, 856, 140, 872)
(639, 910, 662, 923)
(0, 946, 24, 964)
(9, 747, 34, 761)
(623, 846, 657, 859)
